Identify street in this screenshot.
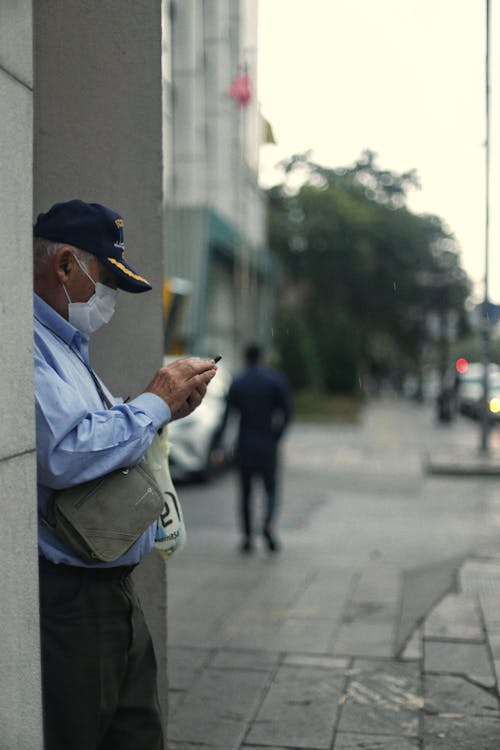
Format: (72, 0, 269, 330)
(166, 396, 500, 749)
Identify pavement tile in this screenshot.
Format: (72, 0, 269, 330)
(480, 594, 500, 694)
(168, 690, 185, 713)
(246, 664, 345, 749)
(351, 566, 400, 601)
(286, 569, 355, 619)
(209, 648, 280, 670)
(167, 561, 235, 607)
(167, 646, 212, 690)
(401, 630, 422, 661)
(424, 639, 495, 687)
(167, 667, 270, 747)
(337, 659, 421, 738)
(333, 734, 419, 749)
(494, 659, 500, 696)
(350, 658, 420, 679)
(168, 616, 221, 647)
(283, 654, 350, 669)
(424, 594, 483, 641)
(272, 616, 338, 653)
(232, 567, 312, 613)
(216, 569, 313, 649)
(461, 560, 500, 598)
(485, 631, 500, 660)
(424, 713, 500, 749)
(487, 630, 500, 659)
(169, 744, 235, 750)
(220, 621, 283, 651)
(342, 600, 396, 625)
(480, 593, 500, 627)
(394, 555, 466, 658)
(169, 587, 253, 628)
(424, 674, 498, 717)
(334, 621, 394, 658)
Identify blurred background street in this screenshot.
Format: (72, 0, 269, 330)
(170, 395, 500, 572)
(167, 395, 500, 748)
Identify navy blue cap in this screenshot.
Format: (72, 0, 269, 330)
(33, 200, 152, 293)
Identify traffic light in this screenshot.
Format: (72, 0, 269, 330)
(455, 357, 469, 374)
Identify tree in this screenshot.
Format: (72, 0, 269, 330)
(268, 152, 470, 394)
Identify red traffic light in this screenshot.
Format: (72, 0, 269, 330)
(455, 357, 469, 374)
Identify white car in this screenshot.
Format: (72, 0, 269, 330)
(457, 362, 500, 418)
(164, 357, 235, 482)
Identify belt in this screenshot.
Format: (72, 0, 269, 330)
(38, 556, 136, 580)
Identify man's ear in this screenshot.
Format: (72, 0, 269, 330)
(54, 246, 76, 283)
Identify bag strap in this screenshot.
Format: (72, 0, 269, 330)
(84, 365, 114, 409)
(35, 316, 114, 409)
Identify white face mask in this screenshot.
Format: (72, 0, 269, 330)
(63, 256, 118, 335)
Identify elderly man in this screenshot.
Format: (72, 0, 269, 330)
(34, 200, 216, 750)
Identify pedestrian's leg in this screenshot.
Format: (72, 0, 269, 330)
(262, 455, 280, 552)
(238, 464, 254, 552)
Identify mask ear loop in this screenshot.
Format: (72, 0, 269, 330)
(61, 282, 72, 304)
(61, 252, 96, 306)
(71, 253, 97, 287)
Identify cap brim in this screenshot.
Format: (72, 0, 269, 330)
(102, 257, 152, 293)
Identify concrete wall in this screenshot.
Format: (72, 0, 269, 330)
(33, 0, 169, 731)
(0, 2, 43, 747)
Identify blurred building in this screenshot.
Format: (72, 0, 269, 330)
(163, 0, 274, 367)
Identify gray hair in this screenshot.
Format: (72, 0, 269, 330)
(33, 237, 92, 273)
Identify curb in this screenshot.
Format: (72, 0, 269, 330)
(423, 450, 500, 476)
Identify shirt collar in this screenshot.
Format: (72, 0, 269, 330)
(34, 293, 89, 358)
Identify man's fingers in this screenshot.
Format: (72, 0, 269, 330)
(192, 379, 208, 399)
(145, 357, 217, 415)
(171, 357, 217, 379)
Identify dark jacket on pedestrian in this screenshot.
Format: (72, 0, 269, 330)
(227, 364, 292, 462)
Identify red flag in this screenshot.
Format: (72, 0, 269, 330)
(228, 71, 252, 107)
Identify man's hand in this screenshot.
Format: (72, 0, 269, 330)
(145, 357, 217, 420)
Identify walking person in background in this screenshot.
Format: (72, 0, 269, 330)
(34, 199, 217, 750)
(223, 342, 292, 553)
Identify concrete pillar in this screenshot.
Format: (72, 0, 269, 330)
(33, 0, 168, 730)
(0, 2, 43, 747)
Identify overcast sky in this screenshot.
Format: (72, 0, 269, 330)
(257, 0, 500, 303)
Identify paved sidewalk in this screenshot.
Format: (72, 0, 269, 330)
(166, 399, 500, 749)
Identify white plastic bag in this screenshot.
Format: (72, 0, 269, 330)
(145, 428, 186, 558)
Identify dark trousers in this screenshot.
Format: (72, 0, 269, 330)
(237, 453, 278, 538)
(39, 558, 163, 750)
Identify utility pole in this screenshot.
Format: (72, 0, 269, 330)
(480, 0, 492, 454)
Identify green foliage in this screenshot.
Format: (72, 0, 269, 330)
(293, 390, 363, 423)
(273, 305, 324, 391)
(450, 333, 500, 365)
(268, 152, 471, 394)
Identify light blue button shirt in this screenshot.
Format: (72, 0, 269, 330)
(34, 294, 171, 567)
